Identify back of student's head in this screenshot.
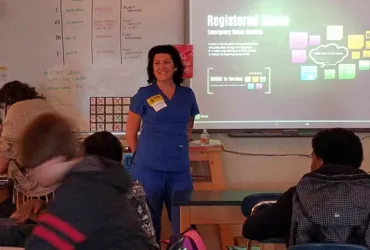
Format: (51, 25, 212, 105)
(20, 113, 77, 168)
(82, 131, 123, 162)
(0, 81, 44, 107)
(312, 128, 363, 168)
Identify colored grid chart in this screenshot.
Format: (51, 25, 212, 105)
(90, 97, 131, 132)
(244, 72, 267, 90)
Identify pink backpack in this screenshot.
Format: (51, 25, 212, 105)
(164, 228, 206, 250)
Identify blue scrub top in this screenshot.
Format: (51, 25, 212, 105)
(130, 83, 200, 172)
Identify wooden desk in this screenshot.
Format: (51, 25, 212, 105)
(174, 190, 282, 249)
(189, 140, 224, 191)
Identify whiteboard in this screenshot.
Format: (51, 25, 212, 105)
(0, 0, 184, 131)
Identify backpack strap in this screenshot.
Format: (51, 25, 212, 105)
(346, 211, 370, 246)
(307, 223, 325, 243)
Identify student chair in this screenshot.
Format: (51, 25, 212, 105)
(241, 193, 285, 250)
(288, 243, 368, 250)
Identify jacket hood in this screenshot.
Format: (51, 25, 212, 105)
(67, 156, 131, 193)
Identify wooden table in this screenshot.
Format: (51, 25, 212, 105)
(174, 190, 282, 249)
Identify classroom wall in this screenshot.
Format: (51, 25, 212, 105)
(211, 133, 370, 190)
(185, 132, 370, 249)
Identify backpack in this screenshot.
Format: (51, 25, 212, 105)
(127, 180, 158, 249)
(164, 228, 206, 250)
(290, 170, 370, 247)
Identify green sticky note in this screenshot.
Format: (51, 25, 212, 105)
(338, 64, 356, 79)
(324, 69, 336, 79)
(359, 60, 370, 70)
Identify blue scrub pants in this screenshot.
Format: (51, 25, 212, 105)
(131, 166, 193, 243)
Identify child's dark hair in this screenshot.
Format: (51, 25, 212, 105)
(312, 128, 363, 168)
(0, 81, 44, 108)
(82, 131, 123, 162)
(20, 113, 77, 168)
(146, 45, 184, 85)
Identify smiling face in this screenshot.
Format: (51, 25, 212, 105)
(153, 53, 176, 83)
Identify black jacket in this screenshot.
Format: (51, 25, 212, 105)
(25, 156, 152, 250)
(242, 164, 367, 245)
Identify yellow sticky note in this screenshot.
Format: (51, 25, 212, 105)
(363, 50, 370, 58)
(366, 41, 370, 49)
(366, 31, 370, 39)
(352, 52, 361, 59)
(348, 35, 364, 49)
(252, 76, 259, 82)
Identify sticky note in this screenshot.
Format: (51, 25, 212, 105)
(290, 32, 308, 49)
(366, 41, 370, 49)
(324, 69, 336, 80)
(359, 60, 370, 71)
(338, 64, 356, 79)
(352, 52, 361, 59)
(252, 76, 259, 82)
(348, 35, 364, 49)
(256, 83, 263, 89)
(327, 26, 343, 41)
(301, 66, 317, 81)
(292, 50, 307, 63)
(366, 31, 370, 39)
(244, 76, 251, 82)
(363, 51, 370, 58)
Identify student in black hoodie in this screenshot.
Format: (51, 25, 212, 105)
(81, 131, 158, 249)
(18, 113, 152, 250)
(243, 128, 365, 245)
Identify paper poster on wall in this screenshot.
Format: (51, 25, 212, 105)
(0, 66, 9, 83)
(90, 97, 131, 132)
(174, 44, 193, 78)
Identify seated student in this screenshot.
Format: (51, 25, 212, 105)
(19, 114, 153, 249)
(0, 132, 158, 249)
(81, 131, 158, 249)
(243, 128, 370, 247)
(0, 81, 59, 216)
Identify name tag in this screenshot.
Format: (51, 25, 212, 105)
(147, 94, 167, 112)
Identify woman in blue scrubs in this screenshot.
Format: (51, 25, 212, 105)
(126, 45, 199, 243)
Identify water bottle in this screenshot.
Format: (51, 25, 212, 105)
(200, 129, 210, 145)
(122, 146, 133, 174)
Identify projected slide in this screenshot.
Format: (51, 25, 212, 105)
(190, 0, 370, 129)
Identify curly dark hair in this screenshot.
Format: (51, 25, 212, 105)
(0, 81, 44, 108)
(312, 128, 363, 168)
(147, 45, 184, 85)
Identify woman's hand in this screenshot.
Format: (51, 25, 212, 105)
(10, 199, 45, 223)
